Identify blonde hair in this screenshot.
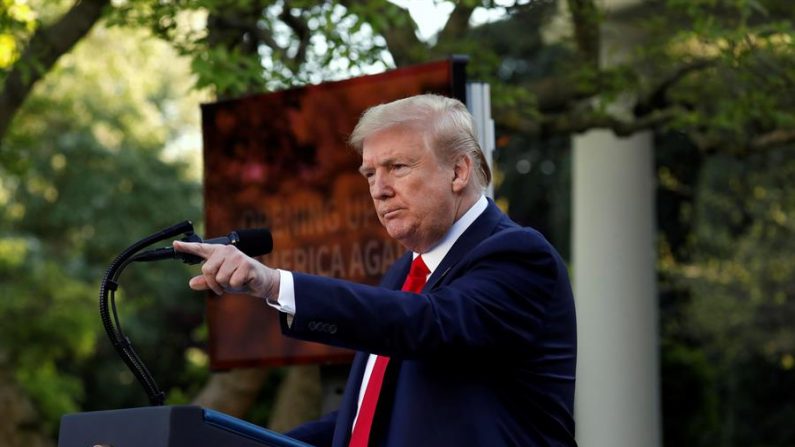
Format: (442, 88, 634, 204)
(349, 94, 491, 190)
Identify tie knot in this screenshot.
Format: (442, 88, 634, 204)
(402, 256, 429, 293)
(409, 255, 430, 277)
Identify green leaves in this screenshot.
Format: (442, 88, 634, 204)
(0, 0, 38, 69)
(674, 146, 795, 365)
(1, 20, 205, 436)
(0, 257, 96, 432)
(105, 0, 393, 96)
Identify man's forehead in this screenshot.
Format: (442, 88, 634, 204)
(361, 144, 408, 162)
(361, 129, 427, 159)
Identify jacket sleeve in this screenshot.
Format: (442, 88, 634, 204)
(281, 228, 572, 359)
(285, 410, 338, 447)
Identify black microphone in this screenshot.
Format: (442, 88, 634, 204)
(132, 228, 273, 264)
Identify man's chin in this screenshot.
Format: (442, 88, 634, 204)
(385, 228, 407, 242)
(385, 225, 410, 244)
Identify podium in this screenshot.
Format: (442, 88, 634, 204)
(58, 405, 312, 447)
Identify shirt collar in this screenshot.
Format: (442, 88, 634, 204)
(415, 195, 488, 273)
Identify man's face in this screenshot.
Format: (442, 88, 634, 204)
(359, 125, 459, 253)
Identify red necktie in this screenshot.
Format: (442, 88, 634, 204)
(349, 255, 430, 447)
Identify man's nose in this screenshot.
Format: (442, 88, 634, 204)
(370, 172, 393, 199)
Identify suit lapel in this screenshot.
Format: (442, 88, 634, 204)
(424, 199, 505, 291)
(332, 351, 369, 447)
(383, 251, 412, 289)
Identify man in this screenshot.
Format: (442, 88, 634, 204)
(174, 94, 577, 446)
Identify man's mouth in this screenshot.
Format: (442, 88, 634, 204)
(382, 208, 401, 219)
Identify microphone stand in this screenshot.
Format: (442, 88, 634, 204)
(98, 220, 199, 406)
(61, 220, 310, 447)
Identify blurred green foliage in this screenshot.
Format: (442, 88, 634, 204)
(669, 145, 795, 445)
(0, 18, 205, 438)
(0, 0, 35, 67)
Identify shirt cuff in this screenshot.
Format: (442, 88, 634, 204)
(265, 269, 296, 316)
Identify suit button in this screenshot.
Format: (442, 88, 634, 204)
(307, 321, 336, 333)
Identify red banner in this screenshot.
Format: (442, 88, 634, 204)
(201, 59, 466, 369)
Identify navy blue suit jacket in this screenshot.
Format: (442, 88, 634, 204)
(282, 200, 577, 446)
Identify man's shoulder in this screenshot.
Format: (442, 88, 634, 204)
(444, 202, 565, 271)
(477, 200, 549, 242)
(485, 220, 558, 256)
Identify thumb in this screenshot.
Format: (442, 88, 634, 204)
(188, 275, 210, 291)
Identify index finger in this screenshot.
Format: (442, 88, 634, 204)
(173, 240, 217, 258)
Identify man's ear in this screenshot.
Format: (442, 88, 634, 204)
(451, 154, 473, 193)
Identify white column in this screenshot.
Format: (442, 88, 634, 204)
(466, 82, 495, 198)
(572, 130, 660, 446)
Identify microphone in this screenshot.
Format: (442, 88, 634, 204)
(132, 228, 273, 264)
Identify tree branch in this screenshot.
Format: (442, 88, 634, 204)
(527, 76, 598, 113)
(750, 129, 795, 151)
(567, 0, 600, 68)
(436, 2, 476, 45)
(255, 25, 286, 57)
(508, 56, 716, 130)
(496, 105, 683, 139)
(501, 96, 795, 155)
(542, 107, 681, 137)
(0, 0, 110, 147)
(279, 2, 311, 68)
(339, 0, 424, 66)
(206, 0, 269, 98)
(207, 0, 273, 53)
(635, 59, 716, 116)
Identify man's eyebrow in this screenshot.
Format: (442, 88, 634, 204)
(359, 157, 400, 174)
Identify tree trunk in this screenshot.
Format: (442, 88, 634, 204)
(267, 365, 323, 432)
(0, 366, 53, 447)
(191, 368, 270, 417)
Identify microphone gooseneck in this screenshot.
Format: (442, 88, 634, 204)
(99, 222, 273, 406)
(99, 220, 197, 406)
(131, 228, 273, 264)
